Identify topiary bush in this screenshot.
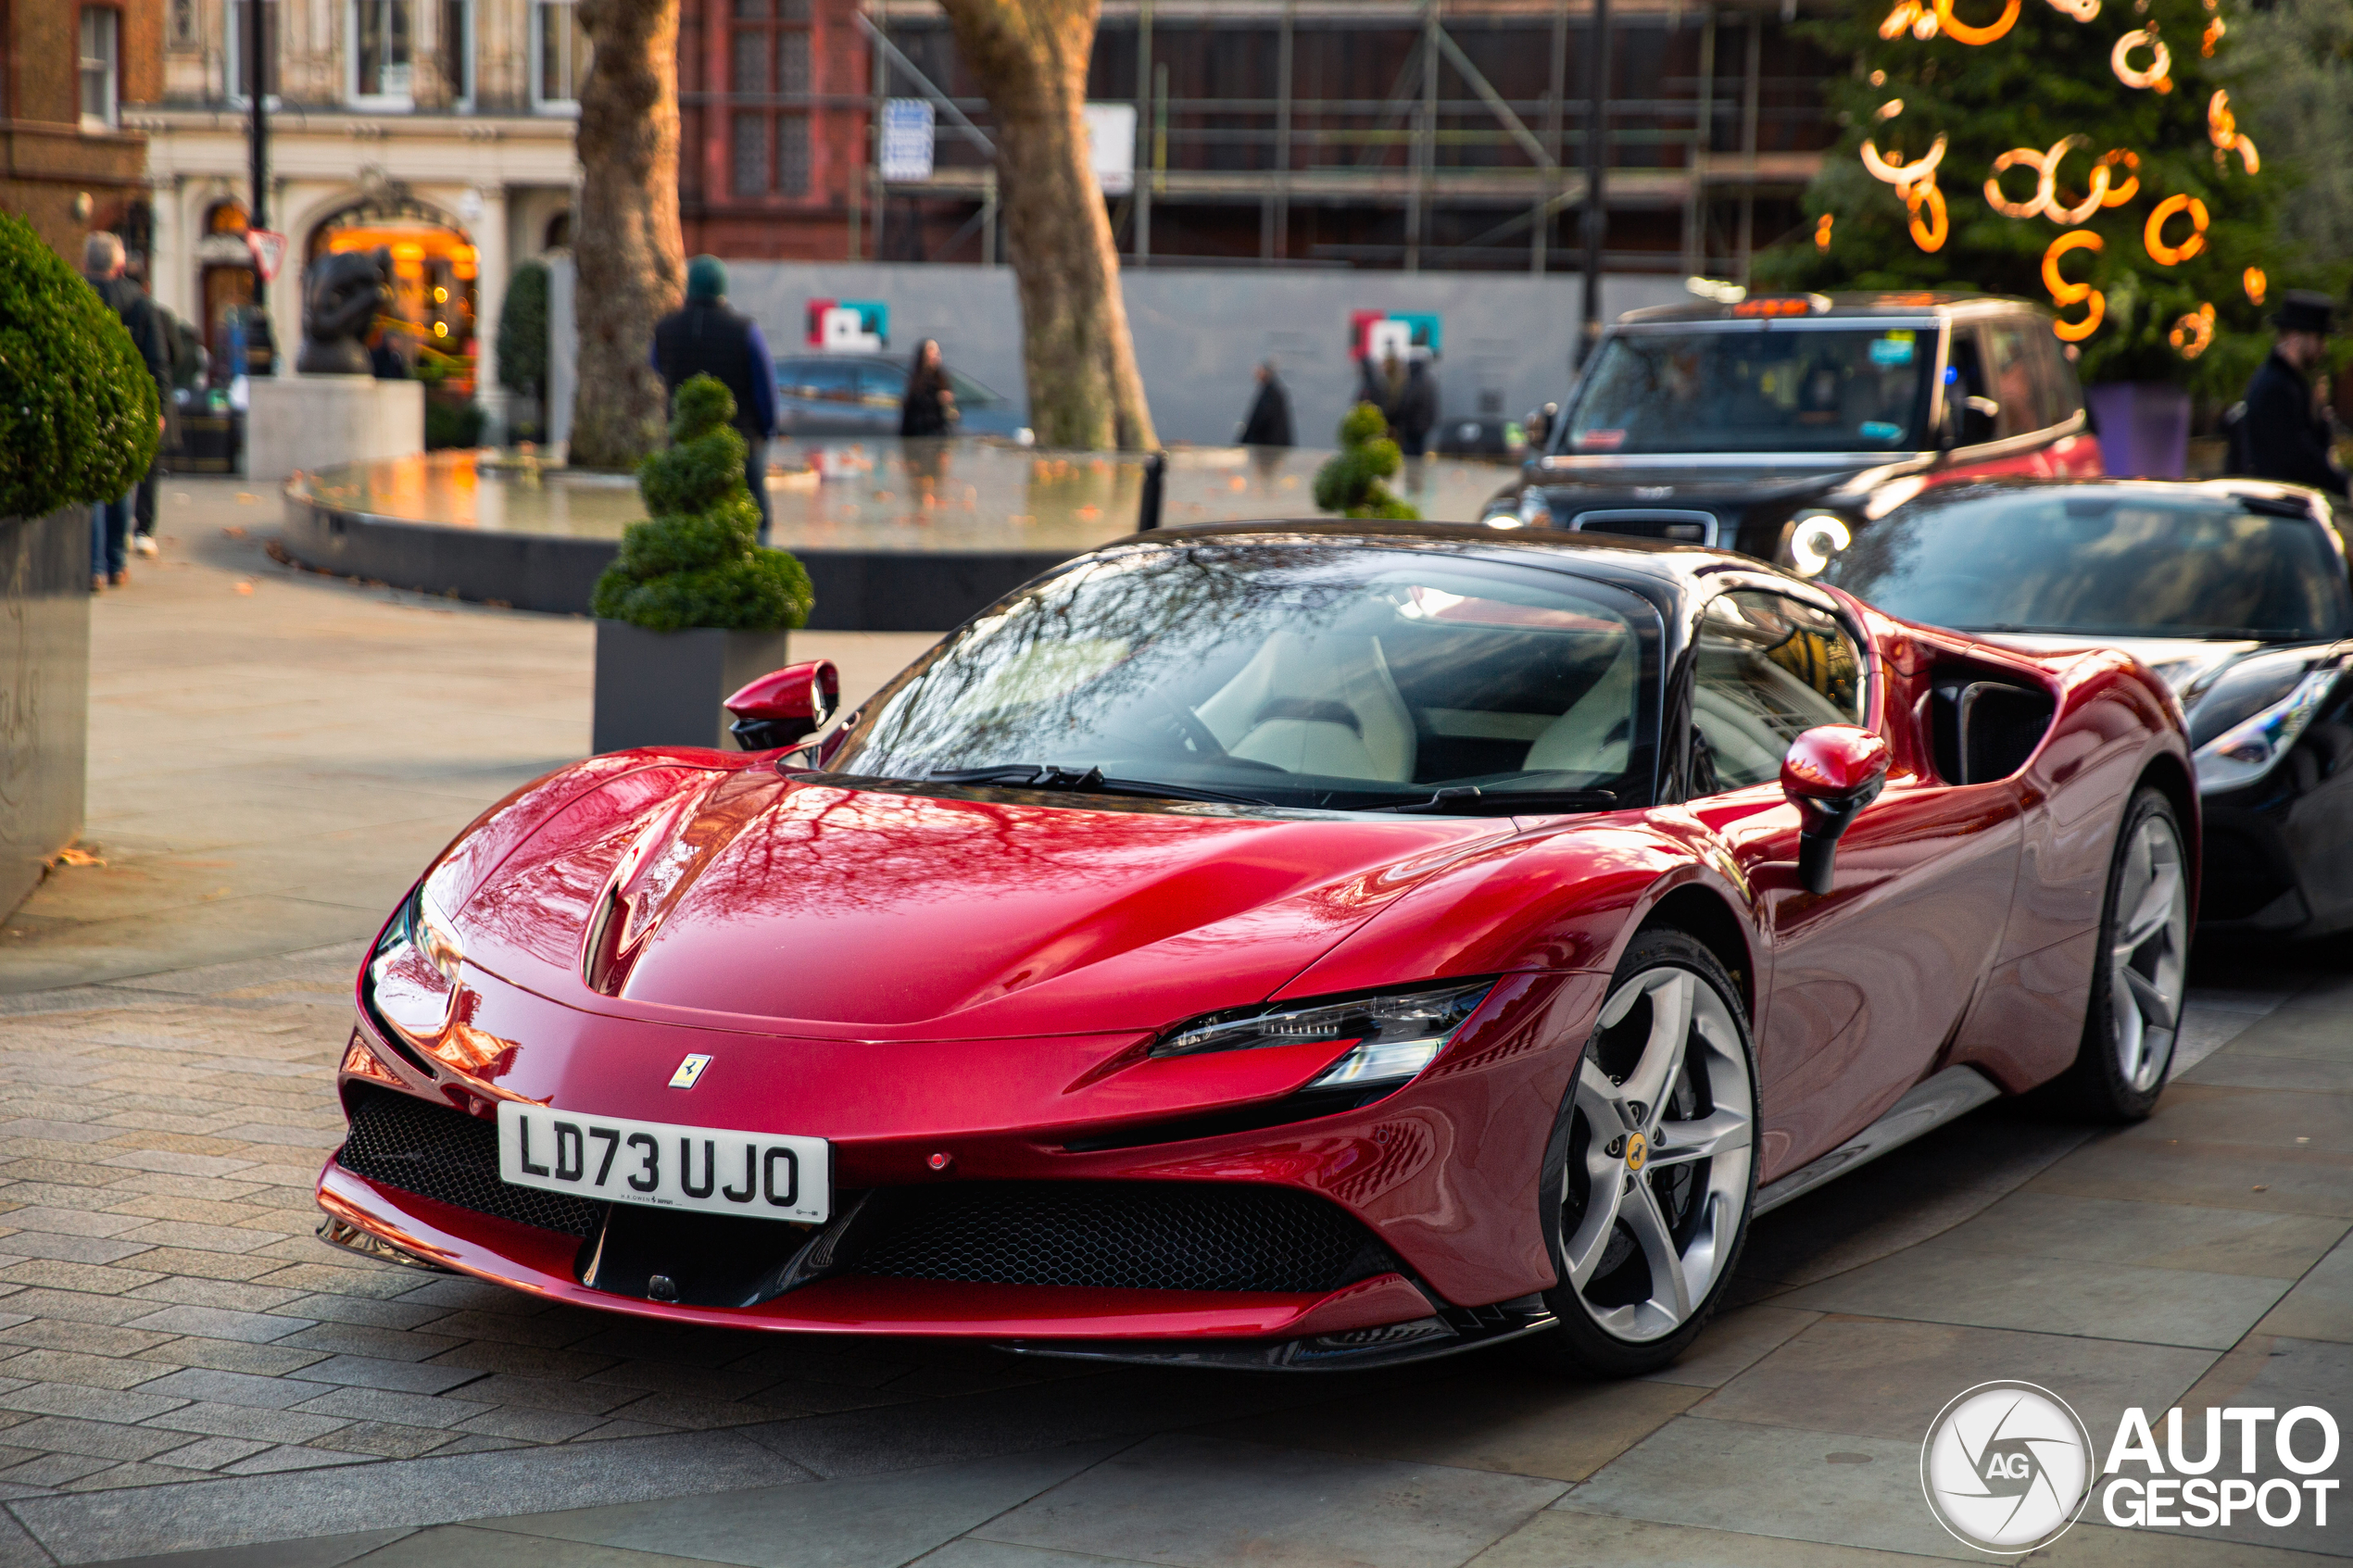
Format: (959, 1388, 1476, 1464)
(590, 374, 813, 633)
(0, 214, 160, 521)
(1313, 401, 1419, 520)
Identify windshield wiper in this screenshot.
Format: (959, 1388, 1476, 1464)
(925, 764, 1277, 809)
(1360, 786, 1618, 815)
(1957, 623, 2295, 643)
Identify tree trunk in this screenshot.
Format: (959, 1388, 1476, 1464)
(570, 0, 686, 469)
(934, 0, 1155, 450)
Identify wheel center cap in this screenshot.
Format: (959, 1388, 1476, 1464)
(1624, 1132, 1648, 1173)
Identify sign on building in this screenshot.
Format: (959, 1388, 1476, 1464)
(1084, 103, 1137, 195)
(880, 100, 935, 183)
(1351, 309, 1443, 362)
(808, 298, 889, 353)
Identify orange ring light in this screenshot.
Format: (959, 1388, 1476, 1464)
(2044, 232, 2104, 343)
(2245, 267, 2267, 306)
(2145, 194, 2208, 265)
(2045, 138, 2108, 224)
(2203, 17, 2224, 55)
(2112, 27, 2171, 90)
(2053, 292, 2105, 342)
(2097, 148, 2140, 207)
(1907, 179, 1948, 253)
(1985, 148, 2048, 220)
(2169, 303, 2216, 359)
(1815, 214, 1834, 251)
(1934, 0, 2019, 44)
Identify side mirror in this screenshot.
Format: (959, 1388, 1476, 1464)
(1524, 402, 1558, 448)
(1780, 724, 1891, 895)
(724, 659, 839, 751)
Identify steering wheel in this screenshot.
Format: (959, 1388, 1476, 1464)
(1151, 693, 1232, 760)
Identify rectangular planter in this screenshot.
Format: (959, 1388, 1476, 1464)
(592, 621, 793, 754)
(0, 508, 92, 918)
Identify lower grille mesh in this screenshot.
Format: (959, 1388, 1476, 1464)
(337, 1087, 603, 1238)
(853, 1182, 1390, 1293)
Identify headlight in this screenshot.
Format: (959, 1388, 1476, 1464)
(364, 881, 465, 1043)
(1788, 513, 1853, 577)
(1483, 491, 1552, 531)
(2191, 656, 2346, 794)
(1151, 980, 1494, 1092)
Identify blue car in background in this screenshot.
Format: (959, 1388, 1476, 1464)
(773, 353, 1030, 442)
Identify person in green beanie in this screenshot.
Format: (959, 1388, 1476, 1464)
(651, 255, 779, 537)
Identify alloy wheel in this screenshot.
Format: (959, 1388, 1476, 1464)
(1560, 965, 1755, 1344)
(2110, 812, 2190, 1095)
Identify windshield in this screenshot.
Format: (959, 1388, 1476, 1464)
(1563, 327, 1934, 456)
(1818, 491, 2353, 641)
(822, 544, 1659, 810)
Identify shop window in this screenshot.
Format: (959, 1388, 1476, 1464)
(534, 0, 589, 110)
(79, 7, 120, 129)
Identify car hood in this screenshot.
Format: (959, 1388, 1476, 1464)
(1974, 633, 2262, 700)
(1526, 456, 1900, 501)
(450, 766, 1513, 1039)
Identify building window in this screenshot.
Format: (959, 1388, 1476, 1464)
(170, 0, 196, 46)
(533, 0, 589, 111)
(351, 0, 416, 106)
(727, 0, 814, 200)
(434, 0, 473, 106)
(79, 7, 120, 130)
(226, 0, 277, 103)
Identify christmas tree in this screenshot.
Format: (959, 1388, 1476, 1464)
(1756, 0, 2284, 396)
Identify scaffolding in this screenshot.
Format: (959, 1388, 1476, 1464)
(852, 0, 1836, 276)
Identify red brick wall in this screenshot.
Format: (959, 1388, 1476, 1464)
(677, 0, 867, 261)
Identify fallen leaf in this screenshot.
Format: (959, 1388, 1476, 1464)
(48, 847, 105, 869)
(221, 525, 247, 539)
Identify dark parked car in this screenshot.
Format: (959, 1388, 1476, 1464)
(1817, 478, 2353, 937)
(1481, 295, 2103, 568)
(773, 353, 1031, 442)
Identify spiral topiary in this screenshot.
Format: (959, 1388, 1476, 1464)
(0, 214, 160, 521)
(1312, 401, 1419, 521)
(590, 374, 814, 633)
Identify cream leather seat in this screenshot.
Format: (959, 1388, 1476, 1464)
(1523, 640, 1636, 776)
(1196, 633, 1416, 782)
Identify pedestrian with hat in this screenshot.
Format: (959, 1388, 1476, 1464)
(2233, 290, 2347, 499)
(651, 256, 779, 538)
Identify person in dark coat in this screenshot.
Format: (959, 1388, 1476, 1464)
(2235, 291, 2347, 499)
(900, 339, 956, 439)
(1393, 353, 1440, 459)
(1238, 361, 1293, 447)
(651, 256, 779, 537)
(83, 232, 168, 590)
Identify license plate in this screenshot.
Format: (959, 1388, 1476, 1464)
(495, 1103, 829, 1223)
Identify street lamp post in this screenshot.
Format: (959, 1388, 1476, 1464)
(245, 0, 274, 376)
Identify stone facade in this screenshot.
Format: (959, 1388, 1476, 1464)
(1, 0, 163, 258)
(127, 0, 581, 435)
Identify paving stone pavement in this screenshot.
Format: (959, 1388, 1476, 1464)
(0, 481, 2346, 1565)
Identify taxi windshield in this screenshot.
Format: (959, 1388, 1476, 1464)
(1563, 326, 1935, 456)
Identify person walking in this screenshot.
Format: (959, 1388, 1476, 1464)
(900, 340, 957, 438)
(1393, 353, 1440, 460)
(1238, 361, 1293, 447)
(2233, 291, 2347, 499)
(82, 232, 168, 588)
(651, 256, 779, 538)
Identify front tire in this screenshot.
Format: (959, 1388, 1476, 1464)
(1527, 929, 1758, 1377)
(2051, 786, 2191, 1122)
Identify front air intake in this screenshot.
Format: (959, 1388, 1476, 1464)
(337, 1087, 603, 1238)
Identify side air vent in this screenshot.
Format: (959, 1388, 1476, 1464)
(1927, 668, 2057, 784)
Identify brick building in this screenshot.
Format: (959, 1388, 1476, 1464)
(1, 0, 163, 259)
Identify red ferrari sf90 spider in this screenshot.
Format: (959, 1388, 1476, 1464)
(317, 523, 2195, 1375)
